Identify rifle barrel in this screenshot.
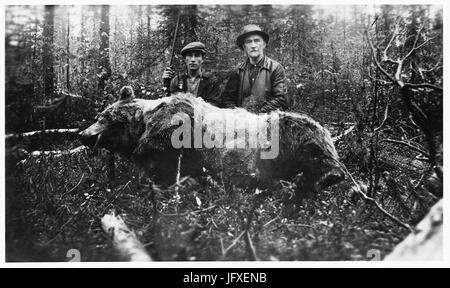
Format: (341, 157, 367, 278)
(169, 13, 181, 67)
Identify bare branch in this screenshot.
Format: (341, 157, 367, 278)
(402, 33, 439, 62)
(415, 34, 439, 50)
(244, 231, 257, 261)
(366, 26, 442, 92)
(385, 58, 400, 66)
(174, 149, 183, 212)
(66, 173, 85, 194)
(263, 217, 279, 227)
(100, 181, 132, 216)
(221, 231, 246, 259)
(407, 101, 430, 127)
(365, 30, 400, 86)
(404, 82, 443, 92)
(332, 125, 356, 143)
(368, 69, 393, 86)
(335, 159, 414, 232)
(401, 23, 424, 62)
(374, 104, 389, 133)
(370, 15, 379, 28)
(382, 20, 400, 63)
(367, 21, 442, 168)
(383, 31, 396, 58)
(419, 55, 443, 74)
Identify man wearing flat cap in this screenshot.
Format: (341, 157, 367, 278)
(221, 24, 288, 113)
(162, 41, 220, 105)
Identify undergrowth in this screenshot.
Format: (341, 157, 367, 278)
(5, 135, 436, 262)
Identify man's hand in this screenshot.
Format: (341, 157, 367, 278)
(163, 67, 176, 94)
(162, 67, 176, 80)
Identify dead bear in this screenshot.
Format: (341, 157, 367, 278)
(79, 86, 344, 200)
(79, 86, 201, 185)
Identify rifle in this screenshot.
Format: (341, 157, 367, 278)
(165, 13, 182, 96)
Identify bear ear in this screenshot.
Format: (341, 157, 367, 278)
(119, 86, 135, 101)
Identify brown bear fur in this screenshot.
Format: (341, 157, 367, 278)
(80, 90, 344, 199)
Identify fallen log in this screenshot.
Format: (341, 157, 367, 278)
(101, 211, 152, 261)
(29, 145, 87, 157)
(6, 128, 80, 139)
(18, 146, 88, 165)
(384, 199, 442, 261)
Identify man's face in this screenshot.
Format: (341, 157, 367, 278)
(184, 51, 204, 71)
(243, 34, 266, 59)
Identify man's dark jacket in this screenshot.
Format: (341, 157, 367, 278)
(168, 72, 221, 106)
(220, 56, 288, 113)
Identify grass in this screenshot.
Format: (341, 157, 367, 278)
(5, 135, 435, 262)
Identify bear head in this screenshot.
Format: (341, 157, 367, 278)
(79, 86, 150, 157)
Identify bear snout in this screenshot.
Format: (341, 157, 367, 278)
(79, 122, 106, 150)
(79, 131, 99, 150)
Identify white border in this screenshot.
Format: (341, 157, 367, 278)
(1, 0, 448, 268)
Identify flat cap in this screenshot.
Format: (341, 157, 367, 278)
(236, 24, 269, 49)
(180, 41, 206, 57)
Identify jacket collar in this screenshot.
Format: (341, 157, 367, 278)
(181, 70, 208, 79)
(238, 56, 270, 71)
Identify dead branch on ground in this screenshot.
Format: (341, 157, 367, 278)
(101, 210, 152, 261)
(6, 128, 80, 139)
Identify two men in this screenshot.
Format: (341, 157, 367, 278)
(163, 25, 287, 113)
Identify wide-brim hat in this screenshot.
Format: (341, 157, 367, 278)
(180, 41, 206, 57)
(236, 24, 269, 49)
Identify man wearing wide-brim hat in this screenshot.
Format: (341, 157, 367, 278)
(221, 24, 288, 113)
(162, 41, 220, 106)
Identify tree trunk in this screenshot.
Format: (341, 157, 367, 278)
(32, 17, 39, 102)
(146, 8, 152, 83)
(400, 86, 436, 167)
(79, 6, 85, 93)
(368, 19, 380, 197)
(97, 5, 111, 95)
(187, 5, 198, 43)
(113, 16, 118, 71)
(43, 5, 55, 100)
(66, 10, 70, 91)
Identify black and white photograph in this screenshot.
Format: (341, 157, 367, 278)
(2, 1, 445, 265)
